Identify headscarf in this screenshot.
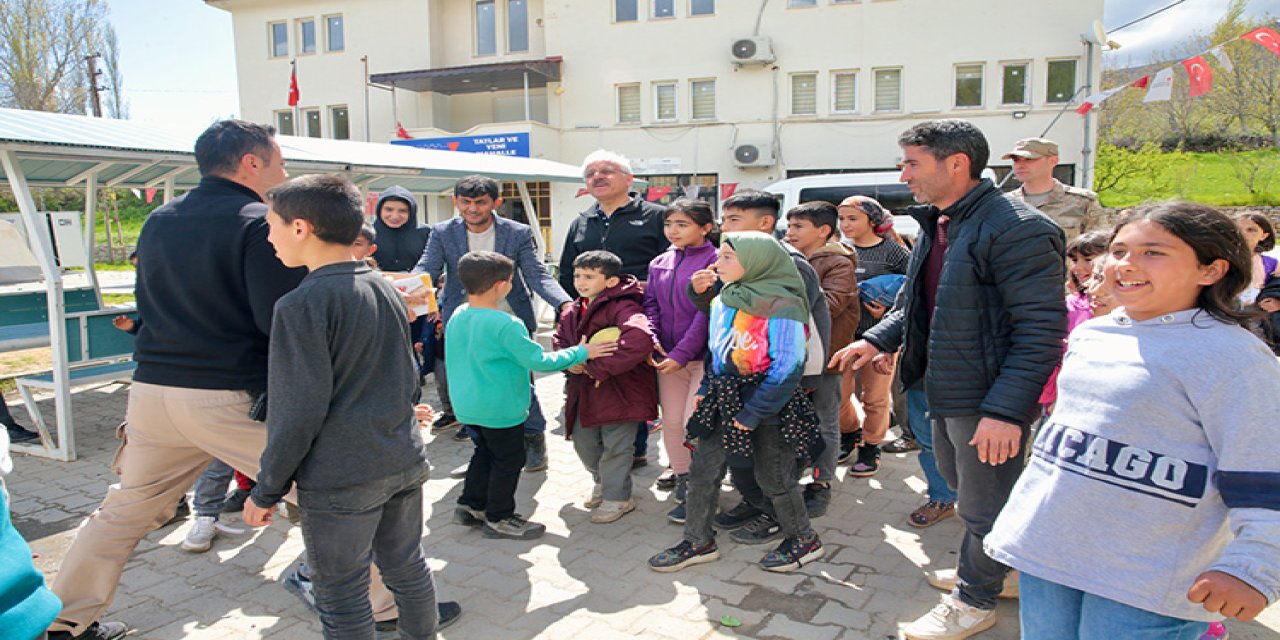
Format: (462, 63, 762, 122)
(717, 231, 809, 324)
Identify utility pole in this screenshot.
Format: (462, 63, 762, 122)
(85, 54, 103, 117)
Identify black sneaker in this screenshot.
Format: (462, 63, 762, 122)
(432, 413, 460, 431)
(730, 513, 783, 545)
(837, 431, 860, 464)
(665, 502, 686, 524)
(221, 487, 251, 513)
(453, 505, 485, 528)
(712, 502, 762, 530)
(759, 531, 824, 572)
(161, 497, 191, 528)
(803, 483, 831, 518)
(452, 425, 472, 441)
(849, 444, 881, 477)
(47, 621, 129, 640)
(655, 467, 678, 490)
(882, 436, 920, 453)
(372, 601, 461, 637)
(5, 422, 39, 443)
(648, 539, 720, 572)
(482, 514, 546, 540)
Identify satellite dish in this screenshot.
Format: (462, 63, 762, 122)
(1086, 19, 1108, 46)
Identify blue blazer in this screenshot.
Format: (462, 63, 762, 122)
(414, 215, 571, 333)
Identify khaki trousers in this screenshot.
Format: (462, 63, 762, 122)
(838, 358, 896, 444)
(50, 382, 397, 633)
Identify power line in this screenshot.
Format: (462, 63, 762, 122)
(1107, 0, 1191, 33)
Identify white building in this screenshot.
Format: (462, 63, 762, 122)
(208, 0, 1106, 255)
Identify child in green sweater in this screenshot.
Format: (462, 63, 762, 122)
(447, 251, 617, 539)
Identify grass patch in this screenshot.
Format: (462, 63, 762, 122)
(102, 293, 135, 306)
(1100, 149, 1280, 208)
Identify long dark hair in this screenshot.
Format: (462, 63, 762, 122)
(1066, 230, 1110, 294)
(1112, 203, 1253, 327)
(665, 198, 721, 246)
(1237, 211, 1276, 253)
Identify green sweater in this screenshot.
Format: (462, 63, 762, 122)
(445, 304, 586, 428)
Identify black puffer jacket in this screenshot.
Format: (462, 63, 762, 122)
(557, 193, 667, 294)
(863, 179, 1066, 427)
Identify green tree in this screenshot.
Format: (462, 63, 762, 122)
(0, 0, 109, 113)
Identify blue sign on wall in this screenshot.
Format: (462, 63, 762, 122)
(392, 132, 530, 157)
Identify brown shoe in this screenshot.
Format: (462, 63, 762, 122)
(908, 501, 955, 528)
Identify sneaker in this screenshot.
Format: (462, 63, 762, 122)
(713, 502, 763, 530)
(46, 621, 129, 640)
(655, 467, 678, 490)
(730, 513, 783, 545)
(523, 433, 548, 473)
(673, 473, 688, 504)
(431, 413, 460, 431)
(665, 502, 686, 524)
(648, 539, 720, 572)
(482, 514, 546, 540)
(453, 505, 485, 527)
(925, 568, 1020, 599)
(902, 594, 997, 640)
(452, 426, 471, 441)
(848, 444, 881, 477)
(803, 483, 831, 518)
(4, 422, 39, 443)
(632, 455, 649, 469)
(590, 498, 636, 524)
(1200, 621, 1230, 640)
(283, 565, 318, 614)
(759, 531, 824, 572)
(882, 436, 920, 453)
(909, 501, 956, 529)
(220, 487, 251, 513)
(181, 515, 219, 552)
(449, 462, 469, 478)
(837, 431, 860, 464)
(161, 496, 191, 528)
(584, 484, 603, 509)
(373, 602, 462, 638)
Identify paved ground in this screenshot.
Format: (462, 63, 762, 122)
(8, 376, 1280, 640)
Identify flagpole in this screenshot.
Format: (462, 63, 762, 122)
(292, 59, 300, 136)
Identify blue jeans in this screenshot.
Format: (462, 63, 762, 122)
(907, 387, 956, 503)
(1020, 572, 1209, 640)
(191, 458, 235, 517)
(298, 465, 436, 640)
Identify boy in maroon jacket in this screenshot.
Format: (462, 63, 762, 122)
(553, 250, 658, 524)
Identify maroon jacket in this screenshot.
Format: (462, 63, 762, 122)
(553, 274, 659, 435)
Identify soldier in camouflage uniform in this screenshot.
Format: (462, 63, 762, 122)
(1003, 137, 1104, 241)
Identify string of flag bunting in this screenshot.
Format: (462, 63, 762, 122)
(1077, 24, 1280, 114)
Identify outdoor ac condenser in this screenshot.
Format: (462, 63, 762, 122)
(731, 36, 775, 66)
(733, 142, 775, 168)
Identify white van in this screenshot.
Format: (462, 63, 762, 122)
(764, 169, 999, 241)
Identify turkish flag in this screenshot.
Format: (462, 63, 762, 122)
(1182, 56, 1213, 98)
(1130, 76, 1150, 90)
(575, 188, 589, 198)
(1240, 26, 1280, 57)
(144, 189, 157, 204)
(720, 183, 738, 199)
(395, 122, 413, 139)
(288, 61, 299, 107)
(645, 186, 673, 202)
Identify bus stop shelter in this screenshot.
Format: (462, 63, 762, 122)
(0, 107, 585, 460)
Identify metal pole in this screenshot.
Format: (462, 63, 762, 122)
(83, 173, 103, 309)
(163, 177, 176, 204)
(362, 55, 371, 142)
(1081, 41, 1097, 189)
(391, 83, 399, 132)
(523, 70, 531, 121)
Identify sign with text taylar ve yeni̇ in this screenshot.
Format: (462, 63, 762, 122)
(391, 133, 530, 157)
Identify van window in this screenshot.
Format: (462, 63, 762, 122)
(797, 184, 916, 215)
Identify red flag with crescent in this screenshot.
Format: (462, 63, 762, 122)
(645, 186, 673, 202)
(1181, 56, 1213, 98)
(1240, 27, 1280, 57)
(288, 60, 299, 107)
(1130, 76, 1150, 90)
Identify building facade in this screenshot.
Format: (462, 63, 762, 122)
(209, 0, 1105, 255)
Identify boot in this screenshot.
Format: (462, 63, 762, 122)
(523, 433, 548, 472)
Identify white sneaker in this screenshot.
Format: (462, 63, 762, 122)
(584, 484, 603, 509)
(181, 515, 219, 553)
(902, 594, 997, 640)
(590, 498, 636, 524)
(925, 568, 1020, 599)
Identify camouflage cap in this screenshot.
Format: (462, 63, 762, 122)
(1002, 137, 1059, 160)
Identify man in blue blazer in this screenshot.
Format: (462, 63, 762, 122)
(413, 175, 572, 472)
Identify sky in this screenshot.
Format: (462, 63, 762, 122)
(105, 0, 1280, 133)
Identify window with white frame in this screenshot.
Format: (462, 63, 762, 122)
(303, 108, 321, 138)
(654, 82, 678, 121)
(269, 22, 288, 58)
(955, 63, 983, 108)
(617, 84, 641, 123)
(325, 15, 344, 52)
(653, 0, 674, 18)
(691, 79, 715, 119)
(297, 18, 316, 54)
(690, 0, 714, 15)
(791, 72, 817, 116)
(874, 68, 902, 112)
(832, 70, 858, 113)
(1046, 59, 1078, 103)
(275, 110, 295, 135)
(330, 106, 349, 140)
(508, 0, 529, 52)
(476, 0, 497, 55)
(788, 0, 817, 6)
(1001, 62, 1029, 105)
(615, 0, 638, 21)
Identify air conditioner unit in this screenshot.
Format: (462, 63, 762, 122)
(733, 142, 775, 168)
(730, 36, 775, 66)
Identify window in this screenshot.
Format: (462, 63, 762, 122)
(298, 19, 316, 54)
(615, 0, 638, 21)
(508, 0, 529, 52)
(691, 79, 715, 119)
(303, 108, 321, 138)
(653, 0, 674, 18)
(1001, 62, 1029, 105)
(832, 0, 859, 3)
(325, 15, 344, 52)
(269, 22, 288, 58)
(330, 106, 349, 140)
(476, 0, 496, 56)
(791, 73, 817, 116)
(275, 110, 295, 136)
(690, 0, 714, 15)
(788, 0, 817, 6)
(874, 68, 902, 112)
(654, 82, 677, 121)
(955, 63, 983, 108)
(832, 70, 858, 113)
(617, 84, 641, 123)
(640, 174, 719, 212)
(1047, 59, 1078, 103)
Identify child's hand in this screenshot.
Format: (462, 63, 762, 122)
(414, 342, 424, 353)
(733, 419, 750, 431)
(690, 269, 718, 294)
(582, 337, 619, 360)
(693, 395, 703, 410)
(654, 358, 683, 374)
(112, 315, 135, 332)
(829, 340, 879, 371)
(414, 404, 435, 426)
(567, 363, 586, 375)
(871, 352, 895, 375)
(243, 501, 276, 527)
(1187, 571, 1268, 622)
(863, 299, 888, 320)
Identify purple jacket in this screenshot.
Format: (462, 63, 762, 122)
(643, 240, 717, 367)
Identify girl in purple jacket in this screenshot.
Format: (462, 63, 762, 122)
(643, 199, 719, 523)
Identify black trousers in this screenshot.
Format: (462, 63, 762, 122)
(458, 425, 526, 522)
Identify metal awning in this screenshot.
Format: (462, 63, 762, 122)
(370, 58, 562, 95)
